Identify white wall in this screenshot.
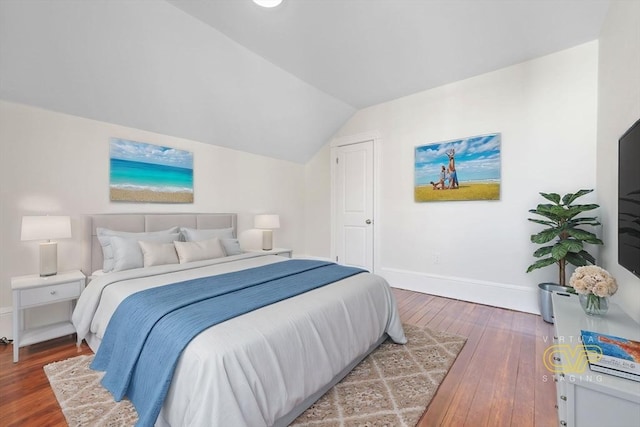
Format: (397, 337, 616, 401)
(0, 101, 305, 336)
(596, 0, 640, 322)
(306, 42, 600, 314)
(304, 144, 332, 259)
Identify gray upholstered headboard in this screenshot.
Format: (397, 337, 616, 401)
(82, 213, 237, 275)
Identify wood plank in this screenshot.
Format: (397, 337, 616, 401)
(462, 309, 516, 426)
(534, 315, 558, 427)
(417, 302, 492, 426)
(509, 312, 537, 426)
(486, 311, 525, 426)
(426, 304, 496, 426)
(409, 293, 450, 326)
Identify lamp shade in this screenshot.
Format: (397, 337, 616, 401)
(21, 216, 72, 241)
(253, 0, 283, 8)
(254, 214, 280, 230)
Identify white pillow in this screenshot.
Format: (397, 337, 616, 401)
(110, 233, 180, 272)
(220, 238, 243, 256)
(97, 227, 178, 272)
(180, 227, 234, 242)
(139, 241, 179, 267)
(174, 237, 225, 264)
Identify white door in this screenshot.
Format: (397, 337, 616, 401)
(334, 140, 374, 271)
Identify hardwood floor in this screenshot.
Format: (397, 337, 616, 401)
(0, 289, 557, 427)
(393, 289, 558, 427)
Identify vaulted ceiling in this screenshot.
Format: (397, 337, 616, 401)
(0, 0, 610, 163)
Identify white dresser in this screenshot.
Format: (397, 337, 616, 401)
(551, 292, 640, 426)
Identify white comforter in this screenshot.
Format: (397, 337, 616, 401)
(72, 254, 406, 427)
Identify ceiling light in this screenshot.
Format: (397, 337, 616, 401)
(253, 0, 283, 8)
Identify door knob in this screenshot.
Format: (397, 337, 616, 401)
(365, 219, 372, 224)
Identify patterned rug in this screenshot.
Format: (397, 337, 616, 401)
(44, 324, 466, 427)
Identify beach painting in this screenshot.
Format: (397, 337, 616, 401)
(109, 138, 194, 203)
(415, 133, 501, 202)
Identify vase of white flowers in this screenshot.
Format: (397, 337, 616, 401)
(569, 266, 617, 316)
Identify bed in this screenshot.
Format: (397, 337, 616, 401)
(72, 213, 406, 427)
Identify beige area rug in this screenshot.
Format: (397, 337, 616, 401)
(44, 324, 466, 427)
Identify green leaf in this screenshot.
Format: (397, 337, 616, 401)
(578, 250, 596, 264)
(565, 228, 598, 241)
(527, 218, 556, 226)
(568, 217, 601, 226)
(558, 239, 584, 253)
(533, 246, 553, 257)
(561, 192, 574, 206)
(531, 228, 561, 244)
(528, 205, 562, 222)
(578, 203, 600, 211)
(551, 243, 569, 260)
(527, 257, 557, 272)
(564, 252, 591, 267)
(563, 189, 593, 205)
(540, 192, 561, 204)
(564, 204, 600, 220)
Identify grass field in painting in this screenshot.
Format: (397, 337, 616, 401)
(414, 182, 500, 202)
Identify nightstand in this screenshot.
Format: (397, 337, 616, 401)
(12, 270, 86, 362)
(249, 248, 292, 258)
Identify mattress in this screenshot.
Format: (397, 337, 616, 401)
(72, 253, 406, 426)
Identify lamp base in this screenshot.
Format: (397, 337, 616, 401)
(262, 230, 273, 251)
(39, 242, 58, 277)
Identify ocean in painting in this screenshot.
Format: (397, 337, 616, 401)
(109, 158, 193, 193)
(109, 138, 194, 203)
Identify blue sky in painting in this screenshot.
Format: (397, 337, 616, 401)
(414, 133, 501, 186)
(110, 138, 193, 169)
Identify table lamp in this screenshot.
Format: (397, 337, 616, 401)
(21, 215, 72, 276)
(254, 214, 280, 251)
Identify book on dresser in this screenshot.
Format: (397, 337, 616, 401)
(581, 330, 640, 382)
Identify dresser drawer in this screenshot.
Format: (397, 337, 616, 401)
(19, 281, 82, 307)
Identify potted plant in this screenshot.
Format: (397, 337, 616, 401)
(527, 189, 603, 323)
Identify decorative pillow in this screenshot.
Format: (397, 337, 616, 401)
(174, 237, 225, 264)
(138, 241, 179, 267)
(220, 238, 243, 256)
(110, 233, 180, 272)
(97, 227, 179, 272)
(180, 227, 234, 242)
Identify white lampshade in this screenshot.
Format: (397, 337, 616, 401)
(21, 216, 72, 241)
(254, 214, 280, 230)
(253, 0, 283, 8)
(21, 216, 71, 277)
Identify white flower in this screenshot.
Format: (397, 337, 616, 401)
(569, 266, 617, 298)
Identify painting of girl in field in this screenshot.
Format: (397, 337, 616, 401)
(414, 133, 501, 202)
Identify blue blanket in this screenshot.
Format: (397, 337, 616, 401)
(91, 259, 365, 427)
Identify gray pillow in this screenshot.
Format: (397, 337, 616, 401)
(110, 233, 180, 272)
(180, 227, 234, 242)
(220, 238, 243, 256)
(97, 227, 179, 272)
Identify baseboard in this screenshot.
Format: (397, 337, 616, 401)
(379, 267, 540, 315)
(0, 306, 12, 340)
